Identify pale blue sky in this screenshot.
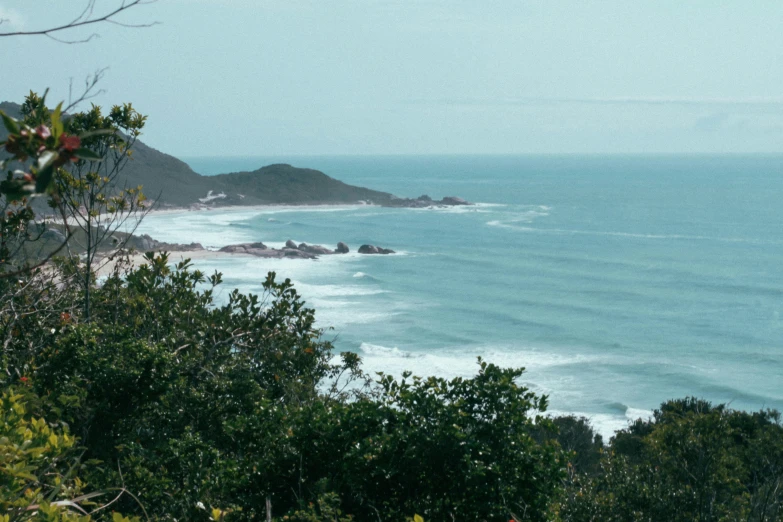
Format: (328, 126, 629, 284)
(1, 1, 782, 155)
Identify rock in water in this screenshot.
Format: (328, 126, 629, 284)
(300, 244, 334, 255)
(282, 248, 316, 259)
(219, 242, 267, 253)
(285, 239, 297, 249)
(358, 244, 395, 255)
(131, 234, 160, 251)
(336, 242, 349, 254)
(219, 245, 241, 253)
(383, 195, 472, 208)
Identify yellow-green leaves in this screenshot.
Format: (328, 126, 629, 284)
(1, 109, 19, 134)
(51, 102, 64, 140)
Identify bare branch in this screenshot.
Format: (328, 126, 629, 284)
(0, 0, 158, 42)
(65, 68, 109, 113)
(45, 32, 99, 45)
(0, 198, 75, 279)
(70, 0, 98, 26)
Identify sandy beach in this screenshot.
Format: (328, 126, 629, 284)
(94, 248, 250, 278)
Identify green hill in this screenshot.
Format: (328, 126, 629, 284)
(0, 101, 396, 209)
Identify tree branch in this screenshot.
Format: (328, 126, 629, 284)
(0, 0, 158, 43)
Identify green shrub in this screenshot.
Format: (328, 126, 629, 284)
(556, 399, 783, 522)
(0, 388, 138, 522)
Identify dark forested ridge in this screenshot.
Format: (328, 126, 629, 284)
(209, 163, 397, 206)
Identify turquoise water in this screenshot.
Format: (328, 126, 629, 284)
(136, 155, 783, 436)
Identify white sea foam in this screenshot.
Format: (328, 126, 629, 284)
(360, 343, 412, 358)
(355, 341, 650, 439)
(546, 410, 654, 441)
(293, 282, 387, 298)
(414, 206, 492, 214)
(539, 406, 654, 441)
(474, 202, 508, 208)
(357, 342, 604, 375)
(486, 221, 779, 245)
(315, 308, 402, 329)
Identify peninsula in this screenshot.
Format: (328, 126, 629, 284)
(1, 101, 471, 211)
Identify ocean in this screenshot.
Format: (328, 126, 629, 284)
(135, 155, 783, 437)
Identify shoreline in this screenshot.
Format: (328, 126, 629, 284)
(94, 248, 252, 278)
(43, 202, 377, 225)
(86, 198, 473, 277)
(148, 201, 377, 216)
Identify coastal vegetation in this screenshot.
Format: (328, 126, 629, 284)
(2, 94, 783, 522)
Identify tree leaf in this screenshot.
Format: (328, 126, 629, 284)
(1, 110, 19, 134)
(73, 148, 103, 161)
(78, 129, 116, 140)
(38, 150, 57, 169)
(51, 102, 64, 139)
(35, 163, 55, 193)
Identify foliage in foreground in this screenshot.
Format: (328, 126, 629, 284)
(2, 251, 564, 521)
(5, 251, 782, 522)
(0, 388, 139, 521)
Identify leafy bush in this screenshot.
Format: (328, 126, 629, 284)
(555, 398, 783, 522)
(15, 252, 564, 521)
(284, 362, 564, 521)
(0, 388, 138, 521)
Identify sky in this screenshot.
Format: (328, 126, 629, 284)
(1, 1, 783, 156)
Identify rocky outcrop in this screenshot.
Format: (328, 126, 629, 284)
(168, 242, 205, 252)
(281, 248, 317, 259)
(216, 240, 342, 259)
(384, 195, 472, 208)
(358, 244, 395, 255)
(216, 242, 315, 259)
(215, 239, 396, 259)
(218, 242, 269, 255)
(297, 243, 334, 255)
(441, 196, 469, 206)
(127, 234, 204, 253)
